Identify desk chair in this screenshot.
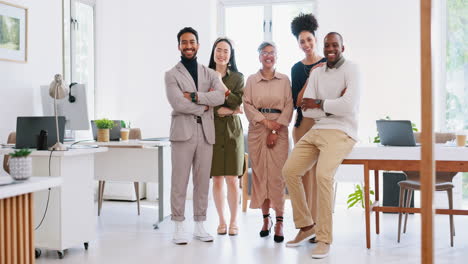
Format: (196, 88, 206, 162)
(97, 128, 143, 216)
(397, 132, 457, 246)
(3, 132, 16, 174)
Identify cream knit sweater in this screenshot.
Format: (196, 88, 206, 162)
(302, 59, 361, 141)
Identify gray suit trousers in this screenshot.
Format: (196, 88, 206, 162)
(171, 123, 213, 221)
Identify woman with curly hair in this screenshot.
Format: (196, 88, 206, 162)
(286, 13, 326, 246)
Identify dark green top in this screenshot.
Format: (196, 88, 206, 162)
(211, 70, 245, 177)
(214, 70, 244, 116)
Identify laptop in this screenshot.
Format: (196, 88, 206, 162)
(90, 120, 122, 141)
(376, 120, 417, 146)
(16, 116, 66, 149)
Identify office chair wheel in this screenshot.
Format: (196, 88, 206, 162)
(84, 242, 89, 250)
(57, 250, 64, 259)
(35, 248, 41, 258)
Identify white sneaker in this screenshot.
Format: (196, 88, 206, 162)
(172, 221, 189, 245)
(193, 221, 214, 242)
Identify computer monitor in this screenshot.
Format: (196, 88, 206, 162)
(41, 84, 90, 131)
(16, 116, 66, 149)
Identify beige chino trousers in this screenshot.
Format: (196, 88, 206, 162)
(292, 117, 318, 221)
(283, 129, 355, 244)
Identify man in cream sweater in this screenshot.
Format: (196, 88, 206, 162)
(283, 32, 361, 259)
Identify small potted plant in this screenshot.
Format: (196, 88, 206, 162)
(95, 118, 114, 142)
(120, 120, 130, 141)
(8, 149, 33, 181)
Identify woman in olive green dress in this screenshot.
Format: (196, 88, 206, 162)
(209, 37, 244, 236)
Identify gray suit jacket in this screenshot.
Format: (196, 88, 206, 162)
(165, 62, 225, 144)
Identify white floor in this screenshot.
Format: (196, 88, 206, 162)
(35, 194, 468, 264)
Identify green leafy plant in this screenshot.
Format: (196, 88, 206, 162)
(95, 118, 114, 129)
(9, 149, 32, 158)
(120, 120, 131, 129)
(347, 184, 375, 209)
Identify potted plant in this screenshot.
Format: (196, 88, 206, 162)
(95, 118, 114, 142)
(347, 184, 375, 208)
(8, 149, 33, 181)
(120, 120, 130, 141)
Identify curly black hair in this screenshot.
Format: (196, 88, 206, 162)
(291, 13, 319, 39)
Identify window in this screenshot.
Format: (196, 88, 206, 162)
(219, 1, 316, 128)
(220, 1, 316, 77)
(63, 0, 95, 138)
(445, 0, 467, 132)
(444, 0, 468, 200)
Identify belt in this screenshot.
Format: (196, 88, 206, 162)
(258, 108, 282, 114)
(194, 116, 202, 124)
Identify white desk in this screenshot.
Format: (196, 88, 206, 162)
(1, 147, 107, 258)
(78, 140, 171, 228)
(0, 177, 61, 264)
(342, 144, 468, 249)
(0, 177, 62, 199)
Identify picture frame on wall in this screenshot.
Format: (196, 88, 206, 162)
(0, 0, 28, 63)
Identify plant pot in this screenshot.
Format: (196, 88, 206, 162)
(97, 129, 110, 142)
(9, 157, 32, 181)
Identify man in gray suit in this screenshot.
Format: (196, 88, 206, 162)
(165, 27, 225, 245)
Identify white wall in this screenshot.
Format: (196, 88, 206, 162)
(0, 0, 62, 174)
(95, 0, 422, 142)
(316, 0, 421, 142)
(95, 0, 217, 138)
(0, 0, 424, 144)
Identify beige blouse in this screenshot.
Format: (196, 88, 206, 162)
(243, 71, 293, 127)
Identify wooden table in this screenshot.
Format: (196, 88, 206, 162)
(0, 177, 61, 264)
(342, 144, 468, 249)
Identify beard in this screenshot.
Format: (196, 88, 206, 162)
(181, 49, 198, 60)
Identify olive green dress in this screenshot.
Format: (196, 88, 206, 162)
(211, 70, 245, 177)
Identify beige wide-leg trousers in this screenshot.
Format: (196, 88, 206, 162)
(171, 123, 213, 221)
(283, 129, 355, 244)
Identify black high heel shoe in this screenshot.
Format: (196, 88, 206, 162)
(259, 214, 272, 237)
(274, 216, 284, 243)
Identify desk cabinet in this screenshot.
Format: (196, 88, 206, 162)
(29, 149, 105, 256)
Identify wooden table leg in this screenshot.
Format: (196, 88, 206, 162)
(375, 170, 380, 235)
(364, 161, 371, 249)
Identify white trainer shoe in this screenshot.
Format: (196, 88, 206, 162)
(172, 221, 189, 245)
(193, 221, 214, 242)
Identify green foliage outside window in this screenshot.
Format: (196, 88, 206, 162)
(446, 0, 468, 198)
